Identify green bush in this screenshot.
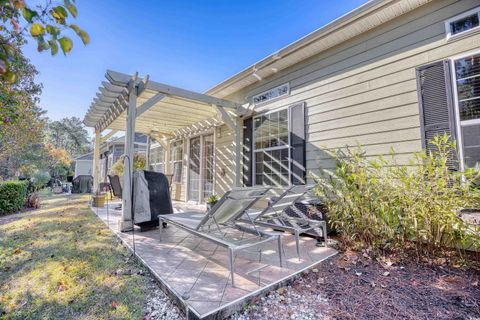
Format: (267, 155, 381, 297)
(0, 181, 28, 214)
(109, 154, 146, 177)
(314, 134, 480, 257)
(30, 171, 51, 191)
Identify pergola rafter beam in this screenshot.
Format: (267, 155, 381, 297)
(136, 93, 166, 117)
(100, 129, 118, 143)
(102, 81, 126, 94)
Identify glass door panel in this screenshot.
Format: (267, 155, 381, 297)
(188, 137, 201, 202)
(202, 134, 214, 200)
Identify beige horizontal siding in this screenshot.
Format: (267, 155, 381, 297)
(214, 124, 236, 195)
(221, 0, 480, 178)
(307, 153, 422, 171)
(308, 127, 420, 148)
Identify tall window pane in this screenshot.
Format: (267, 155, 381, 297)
(202, 134, 214, 200)
(149, 144, 164, 173)
(455, 53, 480, 169)
(253, 109, 290, 187)
(188, 137, 201, 202)
(170, 140, 183, 183)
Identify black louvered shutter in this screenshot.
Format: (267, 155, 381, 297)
(416, 60, 458, 169)
(289, 102, 306, 184)
(242, 117, 253, 186)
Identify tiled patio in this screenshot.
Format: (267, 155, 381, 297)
(90, 200, 337, 319)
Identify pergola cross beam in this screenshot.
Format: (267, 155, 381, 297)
(136, 93, 166, 117)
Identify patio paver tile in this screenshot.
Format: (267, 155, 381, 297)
(93, 200, 337, 319)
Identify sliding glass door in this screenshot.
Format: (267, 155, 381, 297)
(202, 135, 214, 200)
(188, 134, 214, 202)
(188, 137, 201, 202)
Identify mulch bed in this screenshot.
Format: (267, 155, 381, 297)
(301, 250, 480, 320)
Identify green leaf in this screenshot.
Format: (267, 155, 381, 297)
(51, 6, 68, 24)
(21, 7, 38, 23)
(66, 3, 78, 18)
(30, 23, 45, 37)
(70, 25, 89, 45)
(58, 37, 73, 55)
(46, 25, 61, 36)
(69, 24, 80, 33)
(49, 40, 58, 56)
(36, 37, 50, 52)
(78, 31, 90, 45)
(3, 71, 16, 84)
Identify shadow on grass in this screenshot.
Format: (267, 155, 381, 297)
(0, 194, 150, 320)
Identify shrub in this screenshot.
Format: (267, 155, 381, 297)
(314, 134, 480, 257)
(109, 154, 146, 177)
(30, 171, 51, 191)
(0, 181, 28, 214)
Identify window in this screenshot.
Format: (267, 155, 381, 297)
(445, 8, 480, 39)
(252, 83, 290, 105)
(253, 108, 290, 186)
(170, 140, 183, 183)
(453, 53, 480, 169)
(149, 143, 165, 173)
(202, 134, 214, 200)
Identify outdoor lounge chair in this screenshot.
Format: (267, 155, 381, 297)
(108, 175, 123, 210)
(240, 184, 327, 258)
(157, 186, 283, 286)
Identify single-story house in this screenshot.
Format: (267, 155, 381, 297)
(73, 152, 93, 177)
(73, 133, 148, 180)
(83, 0, 480, 231)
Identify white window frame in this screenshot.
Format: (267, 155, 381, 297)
(149, 142, 165, 173)
(252, 106, 292, 187)
(170, 139, 184, 184)
(450, 49, 480, 171)
(445, 7, 480, 40)
(185, 130, 215, 203)
(252, 83, 290, 106)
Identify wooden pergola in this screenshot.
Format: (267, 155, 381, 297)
(84, 70, 242, 231)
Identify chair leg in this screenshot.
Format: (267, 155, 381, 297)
(294, 229, 301, 259)
(228, 248, 235, 287)
(159, 218, 163, 241)
(277, 236, 283, 268)
(322, 222, 328, 247)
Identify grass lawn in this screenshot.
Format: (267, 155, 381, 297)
(0, 194, 151, 319)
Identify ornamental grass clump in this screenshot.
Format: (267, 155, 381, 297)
(315, 134, 480, 258)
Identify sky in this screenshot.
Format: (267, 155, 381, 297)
(23, 0, 369, 126)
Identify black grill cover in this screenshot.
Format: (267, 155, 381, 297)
(132, 170, 173, 230)
(72, 175, 93, 193)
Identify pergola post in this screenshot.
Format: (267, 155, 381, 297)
(120, 80, 137, 232)
(93, 130, 101, 192)
(145, 136, 151, 170)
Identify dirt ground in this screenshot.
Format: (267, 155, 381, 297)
(237, 250, 480, 320)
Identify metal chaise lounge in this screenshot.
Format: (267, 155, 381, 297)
(157, 186, 283, 286)
(240, 184, 327, 258)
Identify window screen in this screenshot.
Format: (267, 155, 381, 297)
(253, 109, 290, 186)
(454, 53, 480, 169)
